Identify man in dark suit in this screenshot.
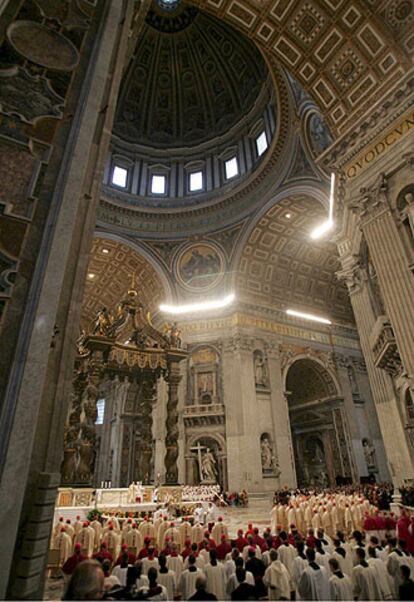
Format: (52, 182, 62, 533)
(231, 568, 257, 600)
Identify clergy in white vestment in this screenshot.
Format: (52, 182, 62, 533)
(178, 555, 204, 600)
(271, 505, 278, 534)
(211, 516, 228, 543)
(292, 542, 309, 600)
(142, 551, 160, 575)
(367, 546, 393, 600)
(263, 549, 291, 601)
(126, 524, 143, 554)
(206, 502, 217, 525)
(315, 539, 331, 572)
(107, 526, 121, 561)
(111, 564, 129, 587)
(277, 534, 297, 592)
(162, 523, 180, 549)
(328, 558, 353, 601)
(56, 528, 73, 565)
(89, 517, 103, 550)
(386, 540, 412, 598)
(298, 548, 330, 601)
(52, 517, 65, 547)
(139, 518, 155, 542)
(74, 522, 95, 557)
(166, 545, 184, 578)
(352, 548, 382, 601)
(179, 520, 193, 549)
(64, 519, 75, 541)
(157, 518, 170, 549)
(191, 522, 204, 546)
(194, 504, 205, 525)
(203, 549, 227, 601)
(331, 538, 353, 577)
(158, 554, 177, 601)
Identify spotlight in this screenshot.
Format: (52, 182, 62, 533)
(286, 308, 331, 325)
(102, 248, 109, 254)
(310, 173, 335, 240)
(88, 273, 95, 279)
(160, 293, 235, 315)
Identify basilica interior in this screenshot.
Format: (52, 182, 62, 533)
(0, 0, 414, 598)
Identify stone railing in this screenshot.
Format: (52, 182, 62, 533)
(183, 403, 225, 416)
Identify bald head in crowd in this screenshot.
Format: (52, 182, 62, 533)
(63, 560, 104, 600)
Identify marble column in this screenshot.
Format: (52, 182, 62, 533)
(0, 2, 140, 598)
(357, 176, 414, 378)
(341, 259, 414, 484)
(266, 342, 296, 487)
(164, 362, 182, 484)
(222, 334, 262, 491)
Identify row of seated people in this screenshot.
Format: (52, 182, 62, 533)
(62, 523, 414, 600)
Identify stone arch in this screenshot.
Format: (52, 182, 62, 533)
(81, 235, 172, 330)
(93, 230, 175, 302)
(283, 355, 353, 487)
(283, 354, 341, 404)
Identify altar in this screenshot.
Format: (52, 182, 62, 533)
(53, 486, 197, 526)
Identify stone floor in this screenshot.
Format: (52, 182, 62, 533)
(44, 494, 273, 600)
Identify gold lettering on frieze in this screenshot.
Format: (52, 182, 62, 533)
(345, 109, 414, 179)
(180, 312, 360, 350)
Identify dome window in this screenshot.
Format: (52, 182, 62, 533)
(151, 174, 167, 195)
(256, 131, 268, 156)
(112, 165, 128, 188)
(225, 156, 239, 180)
(189, 171, 203, 192)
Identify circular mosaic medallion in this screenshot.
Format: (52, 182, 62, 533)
(176, 243, 224, 291)
(7, 21, 79, 71)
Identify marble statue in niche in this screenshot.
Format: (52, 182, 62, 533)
(362, 438, 377, 470)
(260, 433, 280, 477)
(201, 448, 218, 483)
(254, 350, 268, 388)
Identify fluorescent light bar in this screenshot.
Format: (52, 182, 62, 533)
(286, 308, 331, 325)
(310, 172, 335, 240)
(160, 293, 235, 315)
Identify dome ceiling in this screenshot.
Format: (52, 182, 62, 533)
(113, 4, 269, 148)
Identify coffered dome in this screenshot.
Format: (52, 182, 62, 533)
(113, 4, 269, 149)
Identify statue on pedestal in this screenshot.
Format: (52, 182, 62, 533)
(362, 438, 376, 469)
(254, 351, 268, 387)
(201, 448, 217, 483)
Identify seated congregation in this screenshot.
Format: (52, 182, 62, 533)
(54, 487, 414, 601)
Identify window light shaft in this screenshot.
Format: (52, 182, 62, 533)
(160, 293, 235, 315)
(310, 172, 335, 240)
(286, 308, 331, 325)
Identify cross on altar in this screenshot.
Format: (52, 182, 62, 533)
(190, 442, 207, 481)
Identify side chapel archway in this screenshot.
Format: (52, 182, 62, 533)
(285, 356, 355, 487)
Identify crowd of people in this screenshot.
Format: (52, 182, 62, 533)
(52, 487, 414, 600)
(182, 486, 222, 503)
(273, 484, 395, 512)
(399, 486, 414, 508)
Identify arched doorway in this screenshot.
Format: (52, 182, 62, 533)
(286, 357, 354, 487)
